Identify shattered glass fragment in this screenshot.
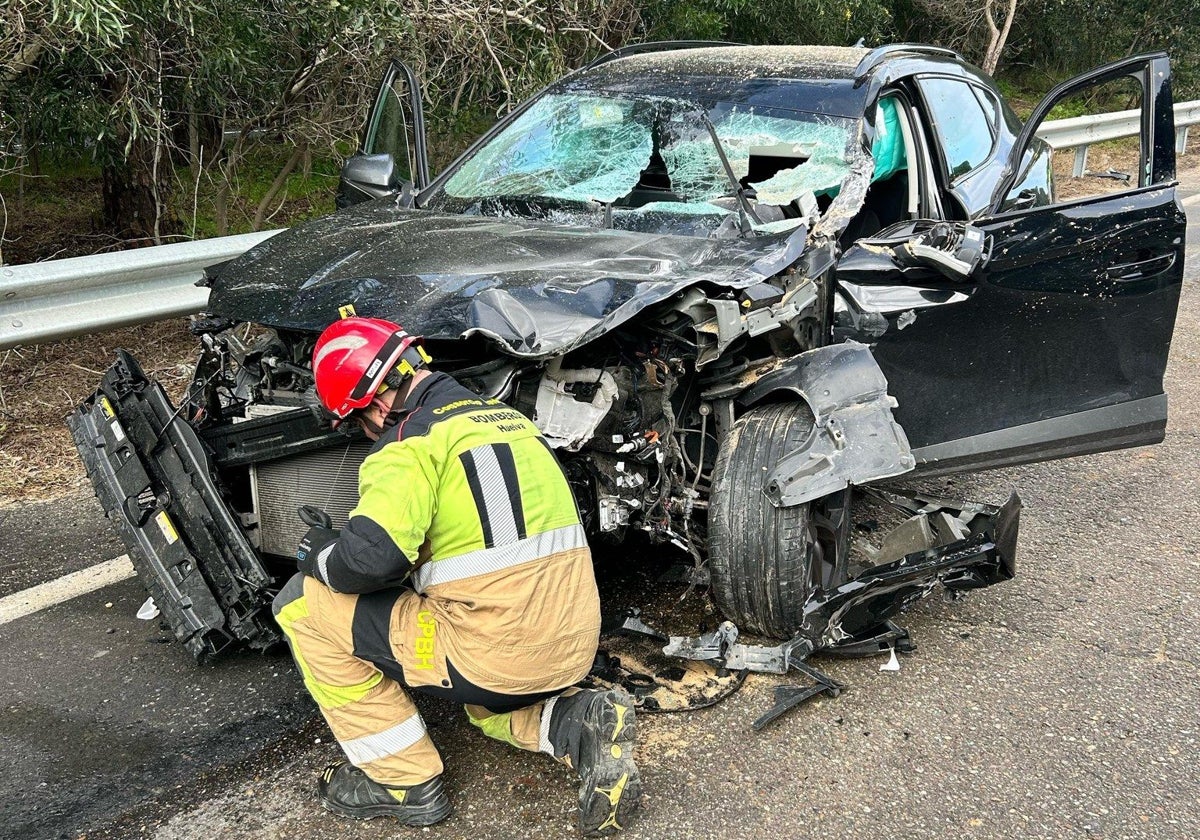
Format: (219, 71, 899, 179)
(662, 110, 853, 204)
(444, 94, 653, 204)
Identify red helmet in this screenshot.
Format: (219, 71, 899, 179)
(312, 317, 428, 425)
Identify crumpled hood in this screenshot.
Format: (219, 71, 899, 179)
(206, 200, 806, 357)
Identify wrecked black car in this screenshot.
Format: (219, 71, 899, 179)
(69, 43, 1184, 664)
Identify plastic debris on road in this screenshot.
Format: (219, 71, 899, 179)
(136, 596, 160, 620)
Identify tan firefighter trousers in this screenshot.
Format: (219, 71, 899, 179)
(272, 573, 592, 786)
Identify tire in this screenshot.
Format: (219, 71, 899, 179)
(708, 402, 847, 638)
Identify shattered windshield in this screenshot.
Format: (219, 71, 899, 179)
(434, 92, 860, 237)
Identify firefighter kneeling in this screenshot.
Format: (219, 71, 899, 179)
(272, 316, 640, 835)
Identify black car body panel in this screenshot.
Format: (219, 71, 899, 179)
(832, 51, 1184, 472)
(67, 352, 280, 660)
(563, 45, 872, 119)
(899, 188, 1182, 452)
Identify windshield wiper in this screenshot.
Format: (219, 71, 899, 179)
(697, 112, 762, 236)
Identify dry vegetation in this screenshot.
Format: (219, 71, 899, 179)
(0, 319, 196, 505)
(1054, 142, 1200, 201)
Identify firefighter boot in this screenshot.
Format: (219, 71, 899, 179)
(546, 689, 641, 834)
(317, 761, 452, 825)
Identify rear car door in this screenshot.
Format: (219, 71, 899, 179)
(839, 54, 1184, 475)
(337, 59, 430, 208)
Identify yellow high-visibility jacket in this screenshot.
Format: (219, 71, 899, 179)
(308, 372, 600, 692)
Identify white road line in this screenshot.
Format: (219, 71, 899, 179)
(1181, 191, 1200, 207)
(0, 555, 136, 627)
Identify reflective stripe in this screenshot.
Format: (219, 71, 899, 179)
(339, 713, 427, 766)
(413, 524, 587, 591)
(492, 443, 527, 540)
(538, 695, 559, 755)
(316, 542, 336, 588)
(472, 445, 520, 546)
(460, 449, 494, 546)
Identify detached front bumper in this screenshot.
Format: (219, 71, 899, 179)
(67, 351, 280, 661)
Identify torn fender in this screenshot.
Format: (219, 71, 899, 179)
(661, 491, 1021, 670)
(737, 341, 915, 507)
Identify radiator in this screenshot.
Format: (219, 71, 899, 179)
(250, 442, 372, 557)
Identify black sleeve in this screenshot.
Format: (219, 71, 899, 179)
(310, 515, 415, 594)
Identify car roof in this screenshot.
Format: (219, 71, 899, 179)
(593, 45, 872, 81)
(562, 46, 875, 118)
(560, 43, 971, 118)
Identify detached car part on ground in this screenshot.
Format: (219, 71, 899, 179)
(69, 45, 1183, 677)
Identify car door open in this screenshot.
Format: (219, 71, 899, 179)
(337, 59, 430, 208)
(837, 54, 1185, 476)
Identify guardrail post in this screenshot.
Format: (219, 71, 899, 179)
(1072, 145, 1089, 178)
(1179, 125, 1190, 155)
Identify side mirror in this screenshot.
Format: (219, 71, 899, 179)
(337, 153, 411, 208)
(836, 220, 990, 286)
(1006, 188, 1040, 212)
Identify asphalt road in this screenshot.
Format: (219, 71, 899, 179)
(2, 174, 1198, 840)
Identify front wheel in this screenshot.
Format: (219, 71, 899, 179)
(708, 402, 850, 638)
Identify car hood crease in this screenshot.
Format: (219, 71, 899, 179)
(205, 201, 806, 357)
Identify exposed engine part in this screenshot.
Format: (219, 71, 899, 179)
(672, 281, 818, 367)
(250, 440, 371, 557)
(589, 453, 651, 537)
(598, 495, 632, 532)
(187, 326, 317, 424)
(452, 358, 521, 401)
(176, 317, 748, 594)
(534, 360, 620, 450)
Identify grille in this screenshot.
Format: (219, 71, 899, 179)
(251, 442, 372, 557)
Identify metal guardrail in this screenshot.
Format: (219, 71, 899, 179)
(1035, 99, 1200, 177)
(0, 230, 282, 351)
(1, 100, 1198, 351)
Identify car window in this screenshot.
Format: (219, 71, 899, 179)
(917, 77, 995, 181)
(1000, 140, 1053, 211)
(1007, 74, 1146, 207)
(365, 72, 420, 184)
(972, 86, 1001, 131)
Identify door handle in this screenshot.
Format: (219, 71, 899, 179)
(1106, 252, 1175, 282)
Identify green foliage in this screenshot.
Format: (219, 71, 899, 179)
(975, 0, 1199, 98)
(49, 0, 131, 46)
(1, 0, 641, 241)
(2, 0, 1197, 257)
(641, 0, 732, 40)
(641, 0, 895, 46)
(181, 146, 341, 239)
